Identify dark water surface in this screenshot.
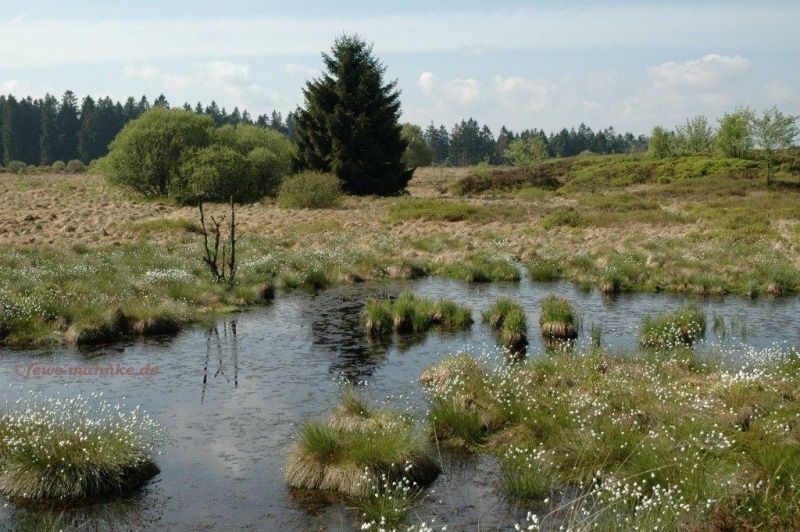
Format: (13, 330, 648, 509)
(1, 277, 799, 530)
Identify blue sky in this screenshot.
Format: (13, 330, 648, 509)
(1, 1, 798, 134)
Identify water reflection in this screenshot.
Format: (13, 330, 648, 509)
(1, 278, 800, 530)
(202, 320, 239, 403)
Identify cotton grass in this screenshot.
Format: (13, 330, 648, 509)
(0, 392, 162, 504)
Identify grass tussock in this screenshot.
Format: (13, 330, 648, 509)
(421, 346, 800, 530)
(639, 304, 707, 348)
(363, 291, 472, 338)
(482, 298, 528, 351)
(285, 390, 439, 507)
(539, 295, 578, 339)
(0, 394, 161, 504)
(419, 354, 505, 449)
(438, 254, 521, 283)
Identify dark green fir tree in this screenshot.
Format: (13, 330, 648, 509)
(295, 34, 411, 195)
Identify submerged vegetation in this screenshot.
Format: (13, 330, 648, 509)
(0, 393, 161, 504)
(363, 291, 472, 337)
(482, 298, 528, 351)
(421, 345, 800, 530)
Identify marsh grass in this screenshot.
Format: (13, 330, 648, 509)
(439, 254, 521, 283)
(539, 295, 578, 339)
(387, 197, 490, 223)
(527, 256, 563, 282)
(482, 298, 528, 351)
(363, 291, 471, 338)
(639, 304, 707, 348)
(421, 345, 800, 530)
(420, 354, 505, 449)
(129, 218, 202, 235)
(0, 394, 161, 504)
(285, 392, 439, 500)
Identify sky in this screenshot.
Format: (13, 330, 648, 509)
(1, 0, 799, 134)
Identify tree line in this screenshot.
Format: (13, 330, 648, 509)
(0, 91, 295, 166)
(420, 119, 649, 166)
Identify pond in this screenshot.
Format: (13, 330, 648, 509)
(2, 277, 799, 530)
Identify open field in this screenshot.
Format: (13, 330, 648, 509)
(2, 152, 800, 346)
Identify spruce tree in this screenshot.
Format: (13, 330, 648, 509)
(57, 91, 80, 162)
(1, 95, 21, 164)
(18, 97, 41, 164)
(295, 34, 411, 195)
(39, 94, 59, 165)
(78, 95, 99, 162)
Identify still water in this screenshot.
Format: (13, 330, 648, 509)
(1, 277, 798, 530)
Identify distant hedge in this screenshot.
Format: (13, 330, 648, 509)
(102, 108, 295, 203)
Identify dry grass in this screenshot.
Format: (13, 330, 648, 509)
(2, 161, 800, 345)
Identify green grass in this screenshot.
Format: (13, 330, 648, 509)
(387, 197, 490, 222)
(437, 254, 521, 283)
(639, 304, 707, 348)
(500, 446, 555, 500)
(420, 354, 504, 449)
(527, 255, 563, 282)
(130, 217, 202, 235)
(482, 298, 528, 351)
(542, 207, 585, 230)
(421, 347, 800, 530)
(285, 391, 440, 505)
(0, 237, 430, 347)
(539, 295, 578, 339)
(363, 291, 472, 338)
(0, 395, 161, 503)
(449, 153, 790, 195)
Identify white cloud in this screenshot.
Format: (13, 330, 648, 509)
(284, 63, 319, 80)
(491, 75, 556, 113)
(762, 80, 796, 103)
(0, 79, 28, 93)
(121, 64, 160, 81)
(203, 61, 252, 84)
(0, 5, 797, 68)
(119, 61, 265, 110)
(418, 72, 482, 107)
(413, 53, 772, 133)
(648, 54, 751, 90)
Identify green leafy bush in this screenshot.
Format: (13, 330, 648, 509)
(102, 108, 214, 197)
(66, 159, 86, 173)
(6, 160, 26, 173)
(277, 171, 342, 209)
(51, 160, 66, 172)
(175, 144, 251, 203)
(103, 110, 295, 204)
(214, 124, 295, 196)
